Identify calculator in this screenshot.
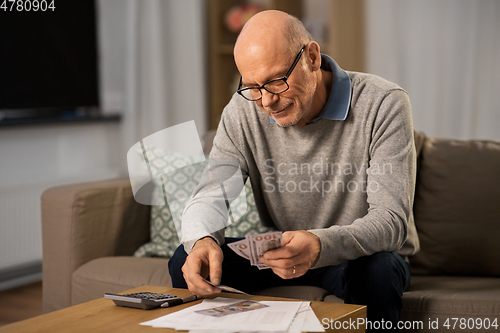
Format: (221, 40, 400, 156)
(104, 292, 178, 310)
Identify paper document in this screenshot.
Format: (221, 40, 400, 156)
(140, 297, 324, 332)
(288, 302, 325, 333)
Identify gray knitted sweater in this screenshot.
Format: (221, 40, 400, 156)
(182, 57, 420, 268)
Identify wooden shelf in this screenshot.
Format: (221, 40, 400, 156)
(0, 112, 121, 128)
(217, 44, 236, 55)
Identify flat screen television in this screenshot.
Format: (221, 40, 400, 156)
(0, 0, 100, 123)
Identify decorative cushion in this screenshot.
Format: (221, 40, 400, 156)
(410, 137, 500, 276)
(134, 147, 269, 258)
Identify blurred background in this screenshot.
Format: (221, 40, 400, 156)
(0, 0, 498, 321)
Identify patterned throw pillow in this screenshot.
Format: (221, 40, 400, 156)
(134, 147, 270, 258)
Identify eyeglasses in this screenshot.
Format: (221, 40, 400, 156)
(237, 45, 307, 102)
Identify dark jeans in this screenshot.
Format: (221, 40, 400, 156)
(168, 237, 410, 332)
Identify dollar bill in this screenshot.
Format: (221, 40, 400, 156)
(227, 239, 250, 260)
(247, 231, 283, 269)
(203, 279, 248, 295)
(195, 300, 268, 317)
(227, 231, 283, 270)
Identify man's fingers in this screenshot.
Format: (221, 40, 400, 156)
(260, 255, 296, 269)
(192, 274, 221, 295)
(262, 245, 295, 260)
(281, 231, 294, 245)
(258, 230, 321, 279)
(270, 263, 305, 280)
(182, 238, 224, 295)
(209, 248, 223, 286)
(184, 262, 221, 295)
(262, 231, 301, 260)
(182, 257, 208, 295)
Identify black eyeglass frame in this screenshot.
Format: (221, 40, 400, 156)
(237, 45, 307, 101)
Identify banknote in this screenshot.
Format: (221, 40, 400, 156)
(247, 231, 283, 269)
(195, 300, 268, 317)
(203, 279, 248, 295)
(228, 231, 283, 270)
(227, 239, 250, 260)
(247, 231, 283, 257)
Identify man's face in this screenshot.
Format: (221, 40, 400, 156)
(238, 47, 317, 127)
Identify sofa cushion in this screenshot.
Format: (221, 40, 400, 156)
(321, 294, 344, 304)
(410, 137, 500, 276)
(253, 286, 330, 302)
(71, 256, 171, 306)
(413, 131, 426, 158)
(401, 276, 500, 332)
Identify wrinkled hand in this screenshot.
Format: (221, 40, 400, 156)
(258, 230, 320, 279)
(181, 237, 223, 295)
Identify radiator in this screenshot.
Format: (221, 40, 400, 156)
(0, 182, 45, 271)
(0, 172, 121, 280)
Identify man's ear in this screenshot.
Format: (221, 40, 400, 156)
(307, 41, 322, 71)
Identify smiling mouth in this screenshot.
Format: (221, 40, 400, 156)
(269, 104, 291, 117)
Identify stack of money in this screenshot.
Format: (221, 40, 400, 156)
(228, 231, 283, 270)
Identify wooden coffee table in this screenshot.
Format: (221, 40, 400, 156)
(0, 286, 366, 333)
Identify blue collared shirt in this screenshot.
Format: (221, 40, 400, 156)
(270, 54, 351, 124)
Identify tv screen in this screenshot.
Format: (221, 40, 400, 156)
(0, 1, 99, 121)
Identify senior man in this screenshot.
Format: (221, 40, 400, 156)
(169, 10, 419, 330)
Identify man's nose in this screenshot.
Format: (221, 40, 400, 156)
(261, 90, 279, 107)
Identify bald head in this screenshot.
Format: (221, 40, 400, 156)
(233, 11, 328, 127)
(234, 10, 312, 68)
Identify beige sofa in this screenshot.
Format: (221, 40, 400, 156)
(41, 132, 500, 332)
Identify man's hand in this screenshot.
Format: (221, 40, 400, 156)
(258, 231, 320, 279)
(181, 237, 223, 295)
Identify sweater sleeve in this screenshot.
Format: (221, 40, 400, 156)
(308, 89, 417, 268)
(181, 100, 249, 253)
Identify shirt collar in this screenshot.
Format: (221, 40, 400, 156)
(269, 54, 351, 124)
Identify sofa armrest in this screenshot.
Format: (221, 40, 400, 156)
(41, 178, 150, 312)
